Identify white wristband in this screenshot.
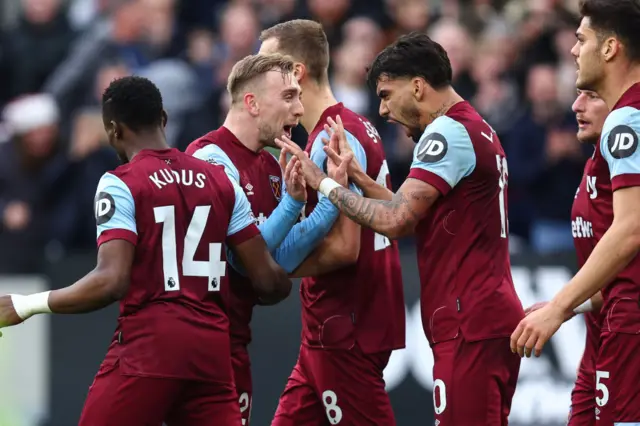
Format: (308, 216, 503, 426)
(573, 298, 593, 314)
(10, 291, 52, 320)
(318, 178, 341, 198)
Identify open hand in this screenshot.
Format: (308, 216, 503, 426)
(321, 115, 363, 179)
(510, 302, 566, 357)
(0, 295, 23, 337)
(275, 135, 327, 190)
(280, 149, 306, 202)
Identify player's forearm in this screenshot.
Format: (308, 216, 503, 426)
(48, 269, 128, 314)
(551, 221, 640, 313)
(351, 169, 393, 201)
(258, 193, 305, 251)
(325, 186, 413, 239)
(272, 197, 339, 273)
(290, 214, 360, 277)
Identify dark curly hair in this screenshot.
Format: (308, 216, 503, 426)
(102, 76, 164, 132)
(367, 32, 452, 90)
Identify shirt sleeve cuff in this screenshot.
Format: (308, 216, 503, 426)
(407, 168, 452, 196)
(227, 223, 260, 246)
(97, 229, 138, 247)
(611, 174, 640, 191)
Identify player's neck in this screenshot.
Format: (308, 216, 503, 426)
(600, 63, 640, 110)
(420, 87, 464, 128)
(300, 81, 338, 133)
(127, 130, 169, 160)
(223, 111, 263, 152)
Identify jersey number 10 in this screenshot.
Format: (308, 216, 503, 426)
(496, 155, 508, 238)
(374, 160, 392, 251)
(154, 205, 226, 292)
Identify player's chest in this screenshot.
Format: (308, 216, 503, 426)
(236, 161, 282, 218)
(571, 155, 613, 241)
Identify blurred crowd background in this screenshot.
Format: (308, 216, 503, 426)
(0, 0, 590, 274)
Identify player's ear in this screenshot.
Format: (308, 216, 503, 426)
(110, 120, 124, 140)
(161, 110, 168, 128)
(293, 62, 305, 83)
(244, 93, 259, 117)
(601, 36, 619, 62)
(412, 77, 426, 101)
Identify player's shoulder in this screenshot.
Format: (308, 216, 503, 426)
(600, 106, 640, 161)
(185, 127, 233, 156)
(339, 107, 382, 147)
(415, 114, 472, 162)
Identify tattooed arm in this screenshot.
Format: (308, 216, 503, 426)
(327, 177, 439, 239)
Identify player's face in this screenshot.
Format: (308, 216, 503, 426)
(571, 89, 608, 144)
(572, 17, 606, 92)
(255, 71, 303, 148)
(375, 76, 423, 142)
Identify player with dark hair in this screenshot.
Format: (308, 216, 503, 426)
(511, 0, 640, 423)
(278, 31, 524, 424)
(0, 76, 291, 425)
(259, 20, 405, 426)
(525, 89, 608, 426)
(186, 53, 357, 425)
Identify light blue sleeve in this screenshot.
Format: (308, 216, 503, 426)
(600, 107, 640, 182)
(192, 144, 240, 183)
(410, 116, 476, 190)
(310, 130, 367, 197)
(257, 194, 305, 251)
(268, 131, 369, 273)
(95, 172, 136, 239)
(271, 195, 339, 273)
(227, 178, 258, 237)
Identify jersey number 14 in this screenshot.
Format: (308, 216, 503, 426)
(154, 205, 226, 292)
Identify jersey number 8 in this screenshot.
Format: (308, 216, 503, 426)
(154, 205, 226, 292)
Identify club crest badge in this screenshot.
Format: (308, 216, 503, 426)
(269, 175, 282, 201)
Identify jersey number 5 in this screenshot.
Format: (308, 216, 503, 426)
(154, 205, 226, 292)
(496, 155, 508, 238)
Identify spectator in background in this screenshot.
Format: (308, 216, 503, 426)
(4, 0, 75, 100)
(429, 19, 477, 101)
(0, 94, 76, 272)
(504, 63, 586, 254)
(212, 2, 260, 87)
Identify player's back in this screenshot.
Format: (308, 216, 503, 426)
(98, 148, 247, 384)
(186, 127, 283, 349)
(409, 101, 523, 345)
(303, 103, 405, 353)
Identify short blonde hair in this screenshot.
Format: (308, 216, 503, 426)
(227, 53, 295, 103)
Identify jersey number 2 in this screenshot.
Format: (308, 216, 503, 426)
(154, 205, 226, 292)
(496, 155, 508, 238)
(374, 160, 392, 251)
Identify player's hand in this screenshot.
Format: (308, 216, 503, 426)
(510, 302, 565, 358)
(524, 301, 548, 316)
(0, 295, 24, 337)
(283, 153, 307, 202)
(275, 135, 326, 190)
(321, 115, 363, 179)
(327, 144, 352, 187)
(525, 301, 576, 322)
